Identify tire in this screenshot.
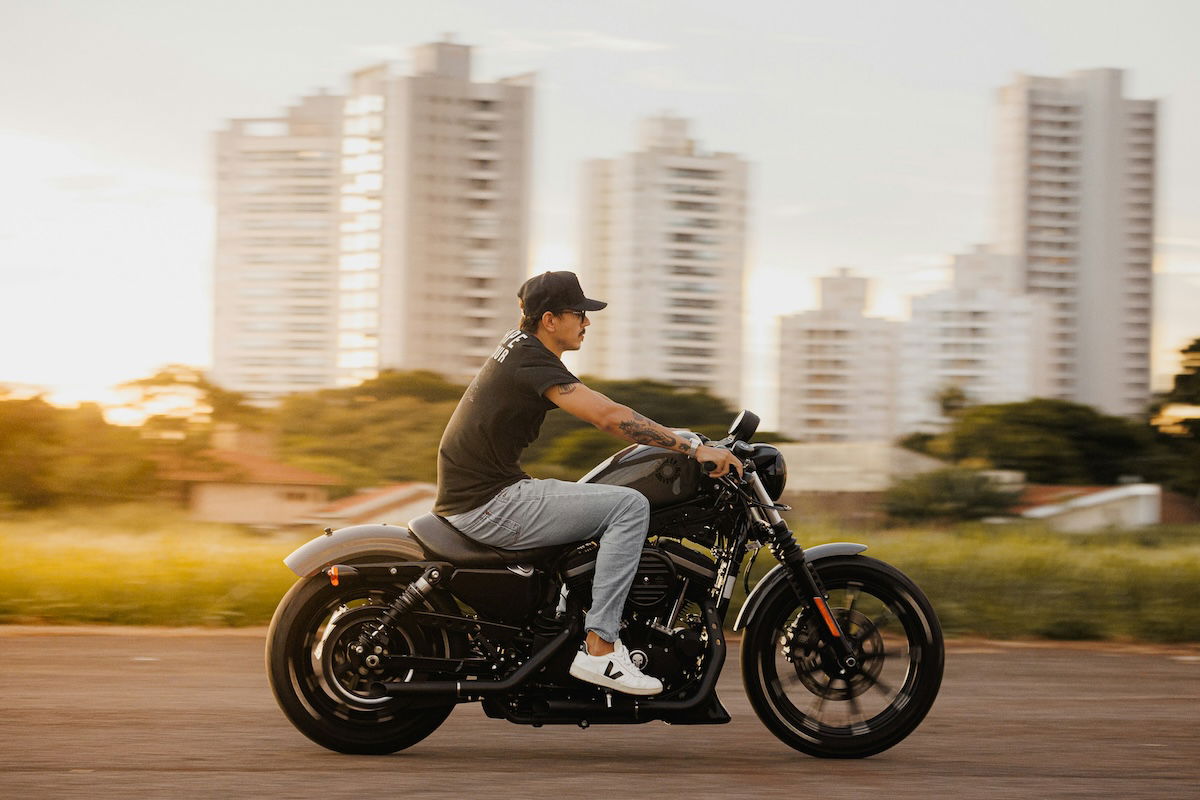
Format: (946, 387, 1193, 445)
(266, 567, 460, 754)
(742, 555, 944, 758)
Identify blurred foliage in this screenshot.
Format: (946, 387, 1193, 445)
(273, 372, 743, 485)
(0, 397, 158, 509)
(900, 342, 1200, 498)
(118, 363, 267, 441)
(899, 397, 1191, 491)
(0, 366, 752, 506)
(3, 505, 1199, 642)
(274, 370, 464, 488)
(883, 467, 1021, 523)
(1150, 338, 1200, 498)
(0, 504, 307, 626)
(1165, 337, 1200, 406)
(944, 399, 1159, 484)
(523, 377, 737, 475)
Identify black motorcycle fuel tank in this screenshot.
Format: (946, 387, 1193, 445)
(579, 443, 702, 510)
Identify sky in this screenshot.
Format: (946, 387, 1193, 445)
(2, 0, 1199, 426)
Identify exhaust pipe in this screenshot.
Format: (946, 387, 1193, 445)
(374, 619, 578, 699)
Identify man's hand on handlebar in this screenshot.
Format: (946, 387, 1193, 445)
(697, 444, 743, 479)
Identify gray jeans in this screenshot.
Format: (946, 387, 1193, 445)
(445, 478, 650, 642)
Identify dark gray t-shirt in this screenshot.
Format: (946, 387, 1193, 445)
(434, 330, 579, 516)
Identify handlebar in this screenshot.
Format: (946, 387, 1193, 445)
(700, 440, 753, 481)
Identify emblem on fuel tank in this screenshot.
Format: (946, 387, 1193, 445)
(653, 459, 683, 494)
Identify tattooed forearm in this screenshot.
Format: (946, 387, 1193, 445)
(617, 412, 682, 449)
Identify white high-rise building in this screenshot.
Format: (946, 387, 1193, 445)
(212, 93, 344, 405)
(994, 68, 1156, 417)
(778, 270, 900, 442)
(578, 116, 747, 407)
(897, 246, 1053, 433)
(338, 41, 534, 387)
(213, 39, 534, 401)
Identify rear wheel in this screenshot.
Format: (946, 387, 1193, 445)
(266, 571, 459, 754)
(742, 556, 943, 758)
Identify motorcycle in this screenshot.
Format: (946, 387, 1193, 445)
(267, 410, 943, 758)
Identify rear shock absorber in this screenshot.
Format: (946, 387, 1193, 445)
(362, 565, 444, 644)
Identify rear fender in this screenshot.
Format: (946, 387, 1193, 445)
(733, 542, 867, 631)
(284, 524, 427, 578)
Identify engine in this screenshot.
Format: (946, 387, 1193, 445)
(561, 540, 716, 688)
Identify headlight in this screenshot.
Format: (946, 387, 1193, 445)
(749, 444, 787, 501)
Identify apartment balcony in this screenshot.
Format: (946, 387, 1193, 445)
(1029, 111, 1080, 124)
(467, 167, 501, 181)
(1027, 155, 1084, 170)
(1027, 196, 1080, 211)
(1028, 231, 1078, 245)
(1028, 247, 1077, 261)
(464, 307, 500, 321)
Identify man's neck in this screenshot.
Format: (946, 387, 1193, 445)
(535, 330, 564, 359)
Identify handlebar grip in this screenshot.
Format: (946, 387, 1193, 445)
(701, 460, 718, 473)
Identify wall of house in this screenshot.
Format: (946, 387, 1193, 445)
(189, 483, 331, 526)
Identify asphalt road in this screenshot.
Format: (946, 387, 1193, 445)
(1, 627, 1198, 799)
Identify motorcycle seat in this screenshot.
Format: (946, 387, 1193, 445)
(407, 512, 571, 569)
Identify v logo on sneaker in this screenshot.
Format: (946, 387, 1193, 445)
(603, 661, 624, 680)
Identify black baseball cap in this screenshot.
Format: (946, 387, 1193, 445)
(517, 271, 607, 319)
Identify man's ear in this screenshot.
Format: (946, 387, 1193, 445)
(541, 310, 557, 331)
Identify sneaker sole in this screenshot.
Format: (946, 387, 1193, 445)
(568, 662, 662, 696)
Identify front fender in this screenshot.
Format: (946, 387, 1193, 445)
(733, 542, 868, 631)
(283, 524, 426, 578)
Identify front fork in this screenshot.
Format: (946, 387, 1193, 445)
(745, 473, 859, 674)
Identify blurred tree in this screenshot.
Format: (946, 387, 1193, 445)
(0, 397, 61, 508)
(273, 374, 744, 485)
(51, 404, 159, 504)
(275, 371, 464, 487)
(1151, 338, 1200, 497)
(523, 377, 736, 471)
(883, 467, 1020, 523)
(1169, 338, 1200, 400)
(897, 431, 937, 456)
(936, 383, 971, 418)
(0, 397, 157, 509)
(118, 364, 265, 437)
(943, 398, 1160, 485)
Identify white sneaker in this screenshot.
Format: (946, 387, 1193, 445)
(569, 639, 663, 696)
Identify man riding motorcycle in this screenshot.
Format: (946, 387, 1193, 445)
(434, 270, 742, 695)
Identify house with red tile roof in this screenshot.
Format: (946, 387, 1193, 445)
(159, 448, 343, 527)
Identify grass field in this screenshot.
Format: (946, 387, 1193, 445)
(2, 505, 1198, 642)
(0, 505, 308, 627)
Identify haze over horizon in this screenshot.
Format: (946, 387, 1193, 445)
(3, 0, 1198, 425)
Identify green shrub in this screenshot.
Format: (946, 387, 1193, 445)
(883, 468, 1019, 523)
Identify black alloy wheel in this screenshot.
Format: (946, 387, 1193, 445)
(742, 556, 944, 758)
(266, 569, 460, 754)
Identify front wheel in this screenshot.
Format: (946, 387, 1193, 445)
(742, 556, 944, 758)
(266, 571, 459, 754)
